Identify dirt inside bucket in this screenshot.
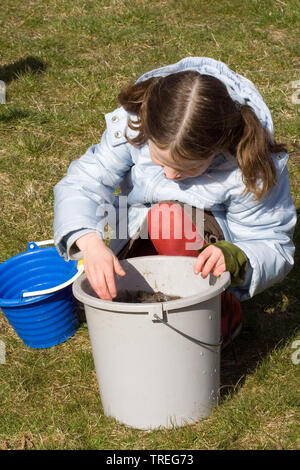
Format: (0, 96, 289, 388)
(113, 290, 181, 303)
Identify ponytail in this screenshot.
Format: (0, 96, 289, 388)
(118, 77, 159, 146)
(236, 105, 286, 201)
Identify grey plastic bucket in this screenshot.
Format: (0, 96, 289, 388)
(73, 255, 231, 430)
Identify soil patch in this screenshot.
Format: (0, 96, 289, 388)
(113, 290, 181, 303)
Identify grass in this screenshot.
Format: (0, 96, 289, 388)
(0, 0, 299, 450)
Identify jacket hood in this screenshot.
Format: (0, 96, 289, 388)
(136, 57, 273, 134)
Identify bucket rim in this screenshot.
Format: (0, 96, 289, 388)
(0, 245, 58, 268)
(0, 247, 78, 307)
(72, 255, 231, 312)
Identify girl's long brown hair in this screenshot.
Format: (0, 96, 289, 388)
(118, 71, 286, 201)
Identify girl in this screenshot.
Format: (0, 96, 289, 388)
(54, 57, 296, 345)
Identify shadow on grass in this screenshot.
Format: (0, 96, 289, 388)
(0, 56, 46, 84)
(0, 107, 31, 122)
(220, 209, 300, 400)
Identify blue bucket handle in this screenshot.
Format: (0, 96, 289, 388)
(27, 239, 56, 251)
(20, 240, 84, 300)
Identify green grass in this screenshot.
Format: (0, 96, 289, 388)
(0, 0, 299, 450)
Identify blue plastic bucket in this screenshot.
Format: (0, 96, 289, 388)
(0, 240, 83, 348)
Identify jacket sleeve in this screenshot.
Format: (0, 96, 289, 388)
(225, 155, 297, 301)
(53, 108, 133, 259)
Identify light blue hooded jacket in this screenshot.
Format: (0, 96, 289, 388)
(53, 57, 296, 301)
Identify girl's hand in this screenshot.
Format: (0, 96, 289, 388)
(76, 232, 126, 300)
(194, 244, 226, 278)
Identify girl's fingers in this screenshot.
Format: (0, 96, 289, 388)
(113, 257, 126, 276)
(87, 265, 113, 300)
(102, 257, 126, 299)
(194, 246, 225, 278)
(87, 259, 125, 300)
(82, 245, 126, 300)
(201, 253, 221, 278)
(194, 246, 216, 274)
(105, 268, 119, 299)
(213, 262, 226, 277)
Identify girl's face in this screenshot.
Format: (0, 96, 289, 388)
(149, 141, 214, 181)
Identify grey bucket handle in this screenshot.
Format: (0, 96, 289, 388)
(152, 313, 222, 351)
